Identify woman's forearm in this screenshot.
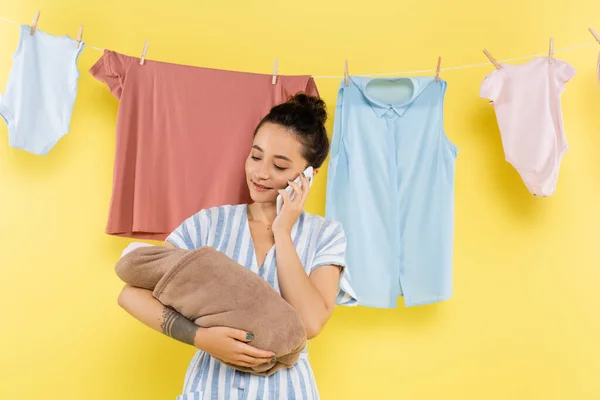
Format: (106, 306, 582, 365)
(274, 231, 330, 339)
(117, 284, 199, 346)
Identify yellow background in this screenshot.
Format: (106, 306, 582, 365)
(1, 0, 600, 399)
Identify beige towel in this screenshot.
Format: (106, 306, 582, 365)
(115, 245, 306, 376)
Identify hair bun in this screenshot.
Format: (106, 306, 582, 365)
(256, 92, 331, 169)
(288, 93, 327, 125)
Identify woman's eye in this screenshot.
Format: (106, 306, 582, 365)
(251, 155, 286, 171)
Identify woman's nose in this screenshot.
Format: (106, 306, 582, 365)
(255, 166, 269, 180)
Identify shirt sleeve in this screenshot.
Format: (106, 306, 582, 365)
(310, 220, 358, 306)
(554, 59, 576, 88)
(304, 77, 320, 98)
(89, 50, 131, 99)
(480, 71, 503, 104)
(282, 76, 320, 100)
(165, 209, 209, 250)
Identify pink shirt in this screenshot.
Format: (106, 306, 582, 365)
(90, 50, 319, 240)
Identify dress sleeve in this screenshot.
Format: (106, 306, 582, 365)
(310, 220, 358, 306)
(89, 50, 131, 99)
(165, 209, 209, 250)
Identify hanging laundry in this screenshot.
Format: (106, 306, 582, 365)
(480, 57, 576, 197)
(89, 50, 319, 240)
(0, 25, 84, 155)
(325, 77, 458, 308)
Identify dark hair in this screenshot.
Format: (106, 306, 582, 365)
(254, 93, 329, 169)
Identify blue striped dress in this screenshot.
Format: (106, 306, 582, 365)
(165, 204, 358, 400)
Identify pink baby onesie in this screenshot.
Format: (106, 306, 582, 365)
(480, 57, 575, 197)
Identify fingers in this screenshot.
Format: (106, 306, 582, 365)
(227, 328, 255, 343)
(236, 354, 275, 367)
(288, 175, 309, 202)
(237, 341, 275, 358)
(277, 188, 292, 207)
(298, 174, 310, 205)
(230, 360, 257, 368)
(289, 175, 310, 209)
(278, 172, 310, 213)
(287, 180, 303, 200)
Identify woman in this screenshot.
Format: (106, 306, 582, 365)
(117, 93, 357, 400)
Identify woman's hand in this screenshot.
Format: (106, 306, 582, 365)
(194, 327, 276, 368)
(272, 172, 310, 235)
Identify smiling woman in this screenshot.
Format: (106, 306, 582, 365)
(247, 124, 308, 196)
(117, 92, 358, 399)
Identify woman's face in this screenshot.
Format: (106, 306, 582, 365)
(245, 122, 308, 204)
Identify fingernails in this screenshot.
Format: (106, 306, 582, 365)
(271, 356, 277, 363)
(246, 333, 254, 340)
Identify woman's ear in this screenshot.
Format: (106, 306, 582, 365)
(313, 168, 319, 177)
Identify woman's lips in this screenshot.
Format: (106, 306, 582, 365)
(253, 182, 272, 192)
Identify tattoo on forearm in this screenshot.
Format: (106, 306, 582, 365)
(161, 307, 198, 345)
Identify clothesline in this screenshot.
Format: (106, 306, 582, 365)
(0, 14, 598, 78)
(314, 41, 598, 77)
(0, 15, 105, 52)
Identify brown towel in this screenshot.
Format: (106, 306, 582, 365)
(115, 245, 306, 376)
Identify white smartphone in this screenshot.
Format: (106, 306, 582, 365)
(276, 166, 314, 214)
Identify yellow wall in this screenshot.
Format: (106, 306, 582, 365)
(1, 0, 600, 399)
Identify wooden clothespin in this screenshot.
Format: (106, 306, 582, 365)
(344, 60, 349, 86)
(30, 10, 40, 35)
(139, 41, 149, 65)
(483, 48, 502, 70)
(435, 56, 442, 82)
(548, 37, 554, 64)
(76, 25, 83, 48)
(589, 28, 600, 43)
(272, 59, 278, 85)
